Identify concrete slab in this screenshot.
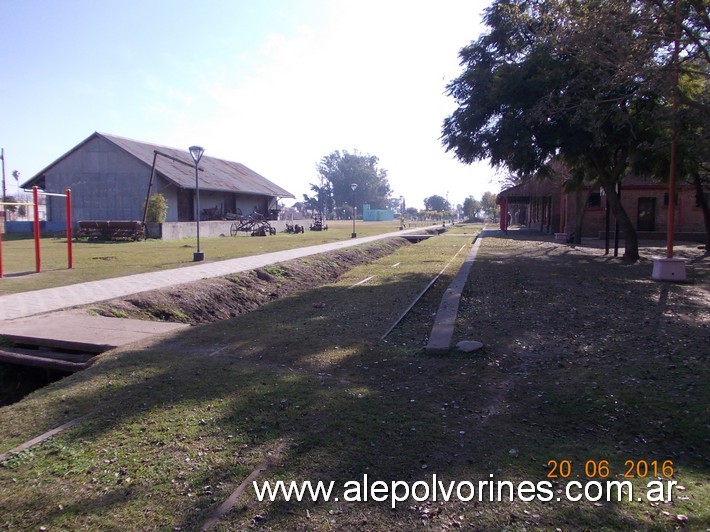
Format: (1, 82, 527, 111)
(401, 234, 435, 243)
(0, 310, 189, 352)
(426, 232, 486, 354)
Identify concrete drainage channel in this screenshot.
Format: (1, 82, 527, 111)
(0, 309, 190, 406)
(0, 309, 189, 371)
(0, 326, 107, 374)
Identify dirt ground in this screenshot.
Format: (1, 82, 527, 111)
(454, 232, 709, 367)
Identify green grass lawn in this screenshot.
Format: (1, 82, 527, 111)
(0, 220, 417, 294)
(0, 225, 707, 530)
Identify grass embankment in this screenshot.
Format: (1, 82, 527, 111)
(0, 226, 708, 530)
(0, 220, 412, 294)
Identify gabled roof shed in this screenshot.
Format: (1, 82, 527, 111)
(22, 132, 294, 225)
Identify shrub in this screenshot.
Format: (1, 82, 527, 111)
(145, 194, 168, 223)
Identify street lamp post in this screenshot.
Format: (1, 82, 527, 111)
(399, 195, 405, 229)
(189, 145, 205, 261)
(351, 183, 358, 238)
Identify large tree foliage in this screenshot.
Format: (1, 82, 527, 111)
(462, 195, 481, 218)
(302, 181, 334, 216)
(443, 0, 707, 261)
(304, 151, 392, 215)
(480, 191, 500, 221)
(644, 0, 709, 109)
(617, 1, 710, 245)
(423, 195, 450, 212)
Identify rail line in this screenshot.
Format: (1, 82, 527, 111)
(380, 241, 470, 341)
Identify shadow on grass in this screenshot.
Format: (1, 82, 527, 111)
(0, 270, 36, 278)
(0, 232, 707, 530)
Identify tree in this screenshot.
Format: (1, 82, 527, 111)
(303, 181, 334, 217)
(642, 0, 710, 108)
(335, 204, 354, 220)
(639, 0, 710, 249)
(480, 191, 499, 222)
(462, 195, 481, 219)
(304, 150, 392, 214)
(423, 195, 449, 212)
(442, 0, 682, 261)
(405, 207, 419, 218)
(624, 2, 710, 246)
(387, 196, 406, 213)
(632, 56, 710, 246)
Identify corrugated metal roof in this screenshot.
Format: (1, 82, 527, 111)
(24, 132, 295, 198)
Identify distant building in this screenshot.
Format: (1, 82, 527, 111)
(362, 204, 394, 222)
(497, 173, 709, 241)
(21, 132, 294, 231)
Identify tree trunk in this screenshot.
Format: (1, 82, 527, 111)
(573, 187, 593, 245)
(598, 176, 639, 261)
(589, 150, 640, 261)
(693, 173, 710, 249)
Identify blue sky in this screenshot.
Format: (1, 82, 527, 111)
(0, 0, 498, 209)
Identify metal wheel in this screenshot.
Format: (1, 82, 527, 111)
(230, 222, 238, 237)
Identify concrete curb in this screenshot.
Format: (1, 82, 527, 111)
(425, 230, 487, 354)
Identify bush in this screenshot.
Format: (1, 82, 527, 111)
(145, 194, 168, 223)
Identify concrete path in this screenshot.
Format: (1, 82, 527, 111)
(0, 227, 431, 321)
(425, 230, 487, 354)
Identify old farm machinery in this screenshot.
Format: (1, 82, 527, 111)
(309, 214, 328, 231)
(229, 211, 276, 237)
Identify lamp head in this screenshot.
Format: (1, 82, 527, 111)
(351, 183, 358, 192)
(189, 145, 205, 164)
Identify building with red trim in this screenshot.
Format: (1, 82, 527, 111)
(496, 176, 709, 242)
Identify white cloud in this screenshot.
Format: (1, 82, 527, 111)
(161, 0, 499, 208)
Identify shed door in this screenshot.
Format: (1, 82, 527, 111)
(177, 189, 194, 221)
(637, 197, 656, 232)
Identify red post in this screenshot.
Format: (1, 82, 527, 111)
(667, 142, 677, 258)
(65, 188, 73, 269)
(666, 0, 680, 259)
(33, 186, 41, 273)
(499, 196, 509, 231)
(0, 217, 3, 278)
